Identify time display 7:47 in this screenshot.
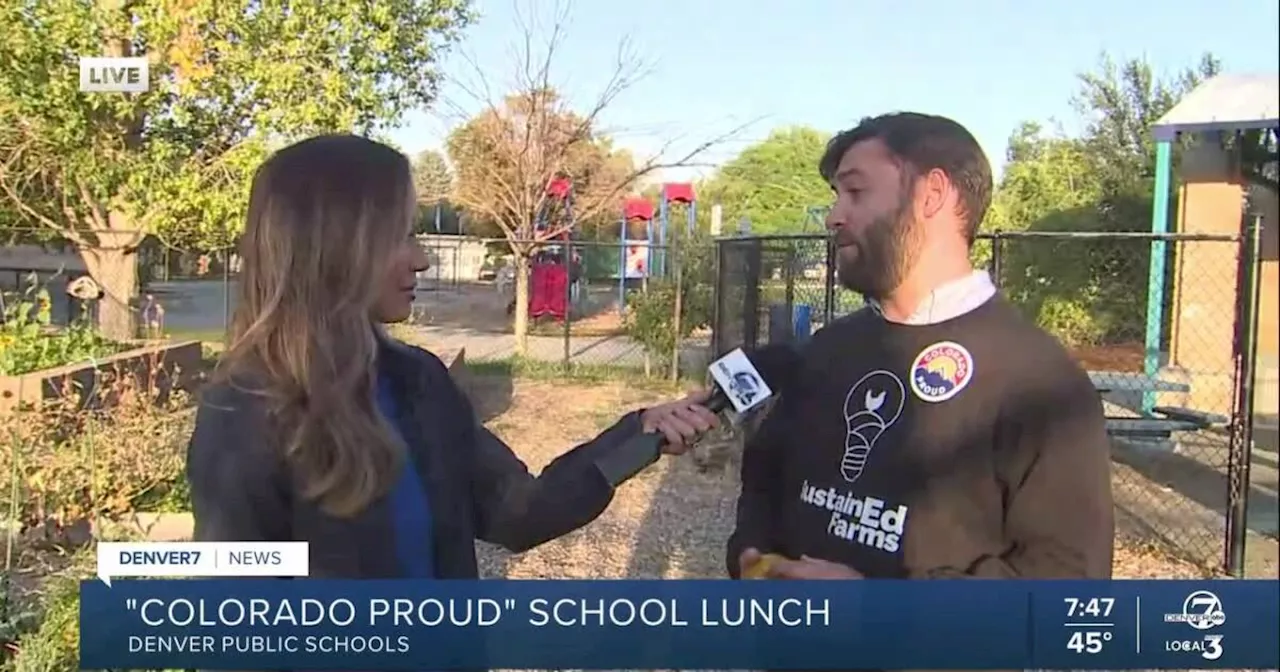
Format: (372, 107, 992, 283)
(1064, 597, 1115, 619)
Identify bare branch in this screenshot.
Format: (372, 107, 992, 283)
(441, 0, 750, 252)
(0, 132, 76, 237)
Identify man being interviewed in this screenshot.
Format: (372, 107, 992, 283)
(728, 113, 1114, 582)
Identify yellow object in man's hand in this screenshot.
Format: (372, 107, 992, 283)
(741, 553, 789, 579)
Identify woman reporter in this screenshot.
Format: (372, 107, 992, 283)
(187, 134, 716, 578)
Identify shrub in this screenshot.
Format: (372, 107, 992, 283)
(3, 563, 81, 672)
(1, 280, 126, 376)
(1036, 295, 1108, 348)
(0, 369, 193, 534)
(623, 230, 715, 362)
(1, 552, 186, 672)
(0, 581, 39, 663)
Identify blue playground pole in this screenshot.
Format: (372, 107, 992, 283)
(687, 200, 697, 235)
(617, 216, 626, 311)
(657, 195, 669, 277)
(645, 217, 654, 279)
(1143, 140, 1173, 414)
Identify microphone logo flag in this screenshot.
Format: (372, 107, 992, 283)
(708, 348, 774, 414)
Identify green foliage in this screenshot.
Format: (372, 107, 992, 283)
(700, 127, 832, 235)
(413, 149, 453, 203)
(412, 150, 466, 234)
(1070, 53, 1221, 195)
(623, 229, 716, 361)
(0, 278, 125, 376)
(0, 0, 476, 248)
(1233, 128, 1278, 194)
(0, 580, 40, 661)
(2, 565, 82, 672)
(987, 53, 1218, 347)
(1036, 294, 1107, 348)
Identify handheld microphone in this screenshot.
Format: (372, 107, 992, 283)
(704, 344, 803, 416)
(593, 344, 804, 486)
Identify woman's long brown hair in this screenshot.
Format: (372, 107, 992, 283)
(217, 134, 413, 518)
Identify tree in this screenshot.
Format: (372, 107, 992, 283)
(411, 149, 464, 234)
(443, 2, 744, 353)
(701, 126, 832, 235)
(1235, 128, 1278, 195)
(413, 149, 453, 205)
(1071, 53, 1221, 198)
(988, 53, 1221, 348)
(0, 0, 474, 339)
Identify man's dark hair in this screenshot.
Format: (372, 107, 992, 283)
(819, 112, 993, 244)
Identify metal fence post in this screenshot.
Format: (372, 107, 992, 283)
(742, 240, 762, 350)
(1225, 214, 1263, 577)
(671, 239, 684, 383)
(989, 231, 1004, 288)
(823, 237, 836, 325)
(711, 239, 724, 358)
(562, 239, 573, 372)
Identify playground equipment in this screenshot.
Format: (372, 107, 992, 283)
(527, 177, 575, 321)
(614, 184, 697, 311)
(655, 183, 696, 277)
(617, 196, 654, 308)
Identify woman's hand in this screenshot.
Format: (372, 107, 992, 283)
(640, 389, 720, 454)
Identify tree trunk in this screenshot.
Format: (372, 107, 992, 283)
(79, 226, 142, 342)
(512, 253, 531, 355)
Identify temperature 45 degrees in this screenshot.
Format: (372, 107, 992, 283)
(1068, 630, 1113, 654)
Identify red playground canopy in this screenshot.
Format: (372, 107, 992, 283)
(623, 197, 654, 221)
(546, 177, 572, 199)
(662, 183, 695, 204)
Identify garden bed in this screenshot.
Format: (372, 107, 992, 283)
(0, 339, 202, 416)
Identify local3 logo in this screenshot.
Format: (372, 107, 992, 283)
(1162, 590, 1225, 661)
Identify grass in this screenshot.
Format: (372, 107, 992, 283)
(162, 328, 225, 345)
(527, 321, 627, 337)
(468, 356, 703, 388)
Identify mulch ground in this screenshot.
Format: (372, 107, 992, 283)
(472, 376, 1207, 580)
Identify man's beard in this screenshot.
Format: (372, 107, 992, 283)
(835, 198, 922, 300)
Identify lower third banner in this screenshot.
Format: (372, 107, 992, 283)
(79, 579, 1278, 670)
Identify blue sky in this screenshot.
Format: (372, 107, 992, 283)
(389, 0, 1280, 183)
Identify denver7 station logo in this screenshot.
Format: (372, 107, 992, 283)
(1162, 590, 1226, 661)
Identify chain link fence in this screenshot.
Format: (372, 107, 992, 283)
(712, 227, 1275, 577)
(393, 235, 712, 381)
(1, 226, 710, 377)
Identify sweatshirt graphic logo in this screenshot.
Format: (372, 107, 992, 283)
(840, 370, 906, 483)
(910, 341, 974, 403)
